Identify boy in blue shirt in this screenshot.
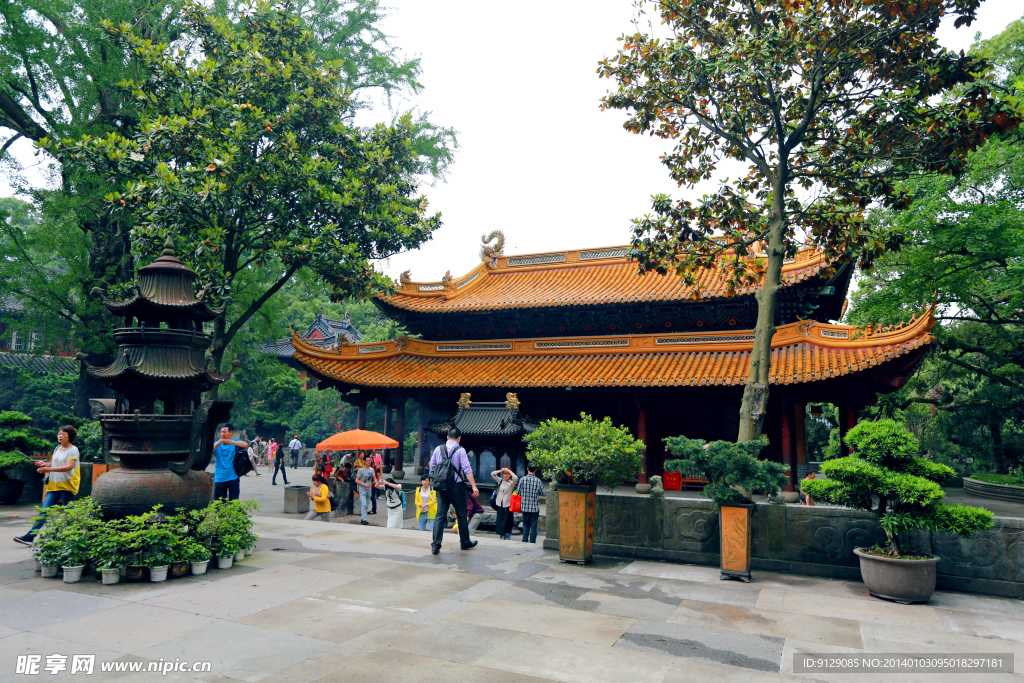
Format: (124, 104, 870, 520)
(213, 424, 249, 500)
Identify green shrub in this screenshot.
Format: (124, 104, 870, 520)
(524, 413, 645, 489)
(0, 450, 33, 474)
(802, 419, 992, 556)
(31, 498, 102, 567)
(663, 435, 788, 508)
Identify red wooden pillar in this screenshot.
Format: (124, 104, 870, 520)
(780, 400, 796, 492)
(394, 398, 405, 472)
(636, 397, 649, 483)
(357, 398, 367, 430)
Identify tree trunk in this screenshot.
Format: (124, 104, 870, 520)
(737, 219, 786, 443)
(206, 315, 228, 400)
(989, 418, 1007, 474)
(73, 362, 112, 418)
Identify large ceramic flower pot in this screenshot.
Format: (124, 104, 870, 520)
(557, 483, 596, 564)
(719, 503, 754, 582)
(854, 548, 940, 603)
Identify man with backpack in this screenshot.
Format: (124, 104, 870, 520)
(428, 427, 479, 554)
(288, 435, 303, 469)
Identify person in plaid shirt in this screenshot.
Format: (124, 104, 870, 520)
(517, 465, 545, 543)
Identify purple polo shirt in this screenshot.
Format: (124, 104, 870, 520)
(428, 439, 473, 483)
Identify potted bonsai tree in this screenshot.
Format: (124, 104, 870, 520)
(801, 419, 994, 603)
(664, 435, 789, 582)
(0, 411, 53, 504)
(524, 413, 645, 564)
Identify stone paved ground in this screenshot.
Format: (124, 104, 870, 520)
(1, 511, 1023, 682)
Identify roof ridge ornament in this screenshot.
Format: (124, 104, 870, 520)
(457, 393, 472, 409)
(505, 392, 520, 410)
(480, 230, 506, 268)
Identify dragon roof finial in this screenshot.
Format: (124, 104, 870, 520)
(480, 230, 506, 269)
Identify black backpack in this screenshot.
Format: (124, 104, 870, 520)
(430, 442, 458, 492)
(233, 446, 254, 477)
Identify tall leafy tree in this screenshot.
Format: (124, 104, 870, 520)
(599, 0, 1022, 442)
(851, 15, 1024, 473)
(0, 0, 453, 414)
(0, 0, 183, 413)
(48, 0, 442, 394)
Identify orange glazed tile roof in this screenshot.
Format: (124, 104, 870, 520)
(383, 245, 834, 313)
(292, 310, 934, 389)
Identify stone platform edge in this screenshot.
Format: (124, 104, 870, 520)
(543, 488, 1024, 599)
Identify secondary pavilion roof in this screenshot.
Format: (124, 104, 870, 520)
(380, 244, 836, 315)
(291, 309, 935, 390)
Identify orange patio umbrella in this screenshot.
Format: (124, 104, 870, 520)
(316, 429, 398, 451)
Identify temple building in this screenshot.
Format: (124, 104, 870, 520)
(259, 311, 361, 386)
(291, 238, 934, 491)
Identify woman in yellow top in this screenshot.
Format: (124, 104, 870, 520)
(304, 473, 331, 522)
(15, 425, 80, 545)
(416, 474, 437, 532)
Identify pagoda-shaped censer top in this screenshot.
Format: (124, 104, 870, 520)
(84, 236, 235, 518)
(103, 236, 225, 324)
(83, 237, 234, 413)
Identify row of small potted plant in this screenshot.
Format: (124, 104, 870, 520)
(31, 498, 260, 584)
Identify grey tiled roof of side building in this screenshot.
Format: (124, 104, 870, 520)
(0, 352, 78, 376)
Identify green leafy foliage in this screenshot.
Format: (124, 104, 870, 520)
(599, 0, 1022, 442)
(0, 369, 78, 430)
(48, 1, 443, 382)
(850, 17, 1024, 476)
(664, 435, 788, 508)
(31, 498, 103, 567)
(802, 420, 993, 556)
(844, 420, 920, 468)
(524, 413, 645, 490)
(0, 1, 453, 417)
(0, 411, 54, 478)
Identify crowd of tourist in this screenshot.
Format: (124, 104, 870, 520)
(10, 422, 547, 549)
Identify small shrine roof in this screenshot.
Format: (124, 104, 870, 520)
(291, 310, 934, 389)
(382, 245, 834, 314)
(258, 312, 362, 358)
(427, 398, 538, 437)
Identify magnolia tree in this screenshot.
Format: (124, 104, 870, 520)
(599, 0, 1022, 442)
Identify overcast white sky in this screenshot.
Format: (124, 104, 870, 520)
(3, 1, 1021, 282)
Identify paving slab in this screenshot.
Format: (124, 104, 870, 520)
(316, 648, 547, 683)
(453, 598, 635, 646)
(755, 588, 946, 628)
(0, 631, 126, 683)
(4, 510, 1023, 681)
(31, 602, 219, 653)
(616, 618, 784, 673)
(0, 588, 124, 631)
(237, 594, 405, 643)
(478, 632, 676, 683)
(140, 582, 298, 621)
(937, 609, 1024, 644)
(343, 620, 519, 664)
(134, 620, 332, 683)
(667, 599, 863, 649)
